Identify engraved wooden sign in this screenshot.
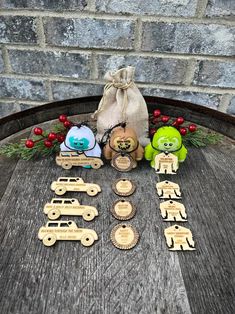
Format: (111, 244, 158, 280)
(156, 180, 181, 199)
(43, 198, 98, 221)
(164, 225, 196, 251)
(111, 153, 136, 172)
(112, 179, 136, 196)
(154, 153, 178, 174)
(38, 220, 98, 247)
(56, 152, 103, 170)
(160, 200, 187, 222)
(110, 224, 139, 250)
(110, 199, 136, 220)
(51, 177, 101, 196)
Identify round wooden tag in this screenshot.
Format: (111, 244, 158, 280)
(110, 224, 139, 250)
(111, 199, 136, 220)
(112, 178, 136, 196)
(112, 153, 134, 172)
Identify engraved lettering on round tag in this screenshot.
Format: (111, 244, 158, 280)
(112, 153, 134, 172)
(112, 179, 136, 196)
(111, 199, 136, 220)
(110, 224, 139, 249)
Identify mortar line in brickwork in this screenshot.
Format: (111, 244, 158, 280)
(195, 0, 209, 18)
(36, 17, 46, 48)
(1, 47, 12, 73)
(1, 9, 235, 26)
(218, 94, 233, 112)
(0, 98, 46, 106)
(134, 18, 142, 52)
(1, 73, 234, 95)
(45, 80, 53, 101)
(91, 52, 98, 80)
(183, 60, 198, 86)
(86, 0, 96, 12)
(3, 45, 235, 62)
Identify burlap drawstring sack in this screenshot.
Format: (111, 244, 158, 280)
(92, 66, 149, 146)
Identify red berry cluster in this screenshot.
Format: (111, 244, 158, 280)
(150, 109, 197, 137)
(25, 114, 71, 149)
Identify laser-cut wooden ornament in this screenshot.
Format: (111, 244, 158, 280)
(38, 220, 98, 247)
(110, 223, 139, 249)
(154, 153, 178, 174)
(160, 200, 187, 222)
(112, 178, 136, 196)
(51, 177, 101, 196)
(44, 198, 98, 221)
(110, 199, 136, 220)
(164, 225, 196, 251)
(156, 180, 181, 199)
(111, 153, 136, 172)
(56, 152, 104, 170)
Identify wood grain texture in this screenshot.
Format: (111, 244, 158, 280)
(0, 96, 234, 140)
(0, 118, 234, 314)
(0, 157, 191, 314)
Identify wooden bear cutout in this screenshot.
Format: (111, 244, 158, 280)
(156, 181, 181, 199)
(164, 225, 196, 251)
(160, 200, 187, 222)
(154, 152, 178, 174)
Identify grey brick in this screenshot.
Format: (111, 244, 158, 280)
(0, 51, 4, 73)
(44, 17, 135, 50)
(0, 102, 21, 118)
(9, 50, 91, 79)
(97, 54, 188, 85)
(142, 22, 235, 56)
(141, 87, 221, 109)
(0, 77, 48, 101)
(193, 60, 235, 88)
(52, 82, 103, 100)
(0, 16, 37, 44)
(227, 96, 235, 115)
(2, 0, 88, 11)
(96, 0, 197, 17)
(206, 0, 235, 18)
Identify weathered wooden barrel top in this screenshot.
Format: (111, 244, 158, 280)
(0, 96, 234, 314)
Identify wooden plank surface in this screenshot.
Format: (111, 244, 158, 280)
(0, 130, 234, 313)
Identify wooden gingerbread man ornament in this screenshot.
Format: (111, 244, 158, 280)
(103, 124, 144, 172)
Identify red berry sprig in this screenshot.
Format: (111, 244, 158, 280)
(149, 108, 198, 137)
(25, 139, 34, 148)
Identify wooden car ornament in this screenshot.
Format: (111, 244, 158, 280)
(160, 200, 187, 222)
(112, 178, 136, 196)
(59, 124, 103, 169)
(154, 152, 178, 174)
(44, 198, 98, 221)
(38, 220, 98, 247)
(164, 225, 196, 251)
(56, 152, 103, 170)
(51, 177, 101, 196)
(156, 180, 181, 199)
(110, 199, 136, 220)
(110, 223, 139, 250)
(103, 124, 144, 172)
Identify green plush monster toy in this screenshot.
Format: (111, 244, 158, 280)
(145, 126, 187, 168)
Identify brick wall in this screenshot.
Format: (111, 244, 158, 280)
(0, 0, 235, 118)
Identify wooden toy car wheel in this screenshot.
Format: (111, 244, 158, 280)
(61, 162, 72, 170)
(83, 210, 95, 221)
(87, 186, 98, 196)
(55, 186, 67, 195)
(42, 233, 57, 246)
(48, 208, 61, 220)
(90, 161, 101, 169)
(81, 234, 95, 247)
